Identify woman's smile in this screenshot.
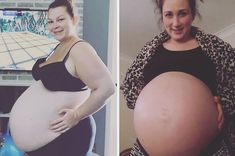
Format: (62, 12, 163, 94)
(171, 27, 184, 34)
(53, 30, 63, 35)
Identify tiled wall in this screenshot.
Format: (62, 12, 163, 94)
(0, 0, 84, 37)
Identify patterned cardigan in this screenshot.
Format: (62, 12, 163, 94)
(121, 27, 235, 155)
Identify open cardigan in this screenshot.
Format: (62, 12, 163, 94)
(121, 27, 235, 155)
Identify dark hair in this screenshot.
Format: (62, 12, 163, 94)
(154, 0, 203, 19)
(48, 0, 75, 18)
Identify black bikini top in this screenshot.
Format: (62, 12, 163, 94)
(32, 40, 87, 92)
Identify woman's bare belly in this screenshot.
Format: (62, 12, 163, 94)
(9, 80, 90, 152)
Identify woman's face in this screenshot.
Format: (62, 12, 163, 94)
(162, 0, 194, 42)
(48, 6, 76, 42)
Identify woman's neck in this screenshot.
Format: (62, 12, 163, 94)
(60, 35, 79, 45)
(163, 37, 199, 51)
(54, 35, 81, 55)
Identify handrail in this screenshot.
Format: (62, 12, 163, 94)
(0, 113, 10, 118)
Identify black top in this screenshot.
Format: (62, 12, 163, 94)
(32, 40, 87, 92)
(143, 45, 217, 95)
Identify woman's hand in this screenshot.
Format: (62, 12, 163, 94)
(214, 96, 224, 130)
(49, 108, 80, 134)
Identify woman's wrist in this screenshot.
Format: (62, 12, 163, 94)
(73, 108, 83, 122)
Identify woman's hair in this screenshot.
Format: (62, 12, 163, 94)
(48, 0, 75, 17)
(154, 0, 203, 19)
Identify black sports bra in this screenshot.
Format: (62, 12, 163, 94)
(32, 40, 87, 92)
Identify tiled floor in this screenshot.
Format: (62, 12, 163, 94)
(0, 31, 59, 70)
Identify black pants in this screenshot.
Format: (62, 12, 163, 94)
(27, 116, 96, 156)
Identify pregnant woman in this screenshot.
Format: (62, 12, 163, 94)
(121, 0, 235, 155)
(9, 0, 115, 156)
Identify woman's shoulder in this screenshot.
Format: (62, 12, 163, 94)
(194, 27, 234, 53)
(72, 40, 96, 52)
(69, 40, 97, 61)
(195, 27, 230, 44)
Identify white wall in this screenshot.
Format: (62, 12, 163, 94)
(105, 0, 118, 155)
(83, 0, 110, 155)
(215, 24, 235, 47)
(120, 0, 235, 152)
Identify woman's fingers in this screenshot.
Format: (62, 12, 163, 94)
(53, 124, 69, 133)
(50, 108, 78, 133)
(50, 117, 63, 126)
(50, 120, 71, 133)
(60, 127, 70, 134)
(50, 121, 64, 130)
(58, 109, 70, 115)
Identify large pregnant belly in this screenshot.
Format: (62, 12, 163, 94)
(9, 80, 90, 152)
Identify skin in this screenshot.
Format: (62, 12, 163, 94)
(135, 72, 224, 155)
(47, 7, 77, 42)
(162, 0, 198, 50)
(46, 6, 115, 134)
(9, 81, 90, 151)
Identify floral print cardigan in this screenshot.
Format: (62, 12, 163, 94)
(121, 27, 235, 155)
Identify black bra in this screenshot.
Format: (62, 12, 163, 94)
(32, 40, 87, 92)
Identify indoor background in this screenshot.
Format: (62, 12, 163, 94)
(120, 0, 235, 153)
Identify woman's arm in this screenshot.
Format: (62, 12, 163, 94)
(50, 42, 115, 133)
(71, 42, 115, 118)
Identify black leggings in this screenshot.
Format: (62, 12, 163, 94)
(27, 116, 96, 156)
